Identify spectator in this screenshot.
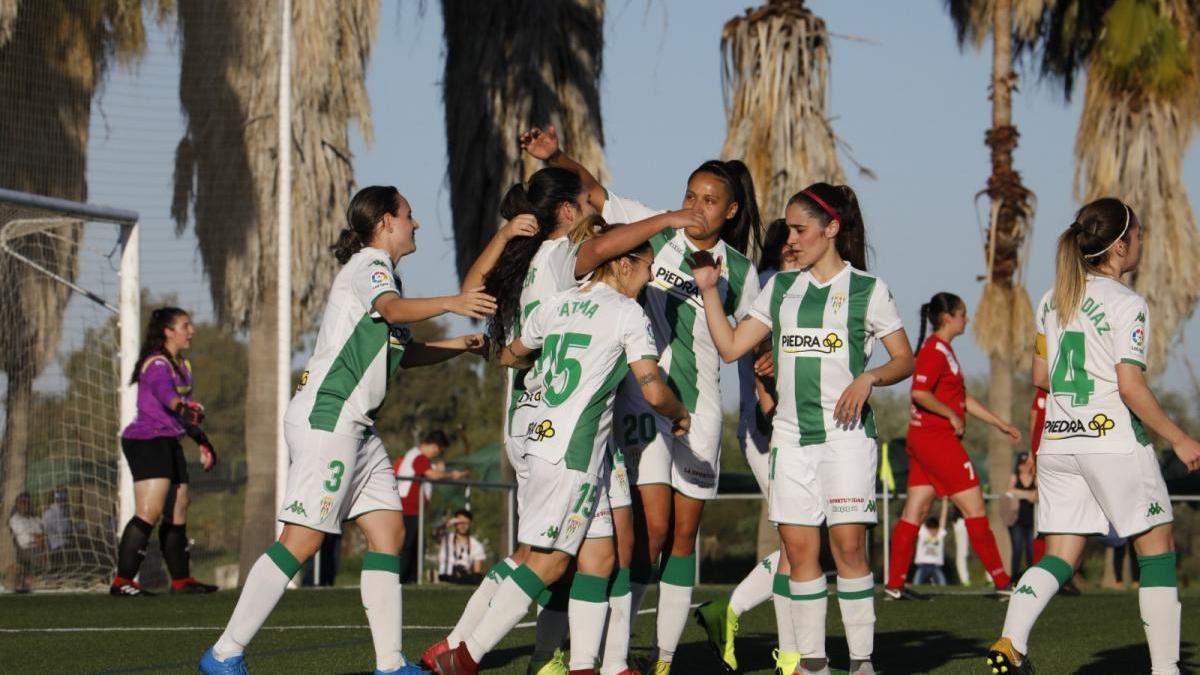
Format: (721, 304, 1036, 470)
(951, 507, 971, 585)
(913, 502, 949, 586)
(437, 509, 485, 585)
(393, 430, 469, 583)
(1006, 451, 1038, 578)
(9, 492, 46, 593)
(41, 487, 74, 571)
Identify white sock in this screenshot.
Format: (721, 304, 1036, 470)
(731, 551, 779, 616)
(466, 565, 545, 663)
(213, 543, 300, 660)
(773, 574, 798, 653)
(601, 569, 632, 675)
(448, 557, 515, 645)
(1001, 556, 1071, 656)
(836, 574, 875, 661)
(568, 573, 610, 669)
(789, 576, 828, 659)
(655, 555, 695, 663)
(1141, 587, 1181, 675)
(361, 552, 402, 670)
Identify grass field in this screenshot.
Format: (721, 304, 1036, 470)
(1, 585, 1195, 674)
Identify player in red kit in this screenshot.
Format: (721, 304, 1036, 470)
(884, 292, 1022, 600)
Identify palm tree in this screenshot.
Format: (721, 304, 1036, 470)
(945, 0, 1039, 567)
(440, 0, 608, 283)
(0, 0, 145, 587)
(171, 0, 377, 578)
(720, 0, 845, 237)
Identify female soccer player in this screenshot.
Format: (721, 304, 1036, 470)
(199, 185, 495, 675)
(524, 127, 763, 673)
(987, 198, 1200, 675)
(111, 306, 218, 597)
(695, 218, 800, 672)
(434, 232, 691, 675)
(426, 166, 702, 675)
(882, 292, 1021, 601)
(695, 183, 913, 675)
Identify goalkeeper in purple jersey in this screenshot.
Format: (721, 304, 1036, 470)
(111, 306, 218, 597)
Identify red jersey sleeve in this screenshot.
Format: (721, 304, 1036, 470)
(910, 343, 946, 393)
(412, 454, 432, 477)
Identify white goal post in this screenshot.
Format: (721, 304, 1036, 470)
(0, 187, 138, 590)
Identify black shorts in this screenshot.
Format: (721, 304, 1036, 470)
(121, 436, 189, 484)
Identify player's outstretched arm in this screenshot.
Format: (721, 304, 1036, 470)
(520, 125, 606, 213)
(400, 334, 488, 369)
(374, 288, 497, 324)
(573, 210, 704, 278)
(629, 359, 689, 436)
(461, 214, 539, 292)
(965, 395, 1021, 441)
(693, 256, 771, 363)
(1116, 363, 1200, 472)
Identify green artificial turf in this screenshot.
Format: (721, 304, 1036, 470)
(0, 585, 1194, 673)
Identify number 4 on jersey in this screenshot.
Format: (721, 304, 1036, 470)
(1050, 331, 1095, 406)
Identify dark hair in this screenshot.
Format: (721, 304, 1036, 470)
(916, 292, 965, 348)
(787, 182, 868, 270)
(485, 167, 585, 352)
(332, 185, 402, 265)
(924, 517, 939, 529)
(1054, 198, 1137, 324)
(688, 159, 762, 255)
(421, 430, 451, 448)
(757, 218, 789, 272)
(130, 307, 189, 384)
(454, 508, 472, 520)
(1014, 452, 1031, 470)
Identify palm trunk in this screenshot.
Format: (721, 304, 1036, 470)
(986, 353, 1014, 572)
(238, 290, 280, 580)
(0, 375, 31, 587)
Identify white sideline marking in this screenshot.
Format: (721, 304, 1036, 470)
(0, 601, 701, 633)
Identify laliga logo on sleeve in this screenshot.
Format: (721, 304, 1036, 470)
(370, 269, 391, 286)
(1130, 325, 1146, 355)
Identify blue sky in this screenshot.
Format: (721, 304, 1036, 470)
(83, 0, 1200, 405)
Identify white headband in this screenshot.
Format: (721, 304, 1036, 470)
(1083, 203, 1131, 259)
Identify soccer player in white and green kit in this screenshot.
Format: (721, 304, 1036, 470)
(199, 186, 496, 675)
(433, 234, 691, 675)
(987, 198, 1200, 675)
(695, 183, 915, 675)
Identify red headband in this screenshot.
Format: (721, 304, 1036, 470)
(802, 189, 840, 223)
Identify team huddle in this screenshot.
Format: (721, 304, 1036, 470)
(175, 127, 1199, 675)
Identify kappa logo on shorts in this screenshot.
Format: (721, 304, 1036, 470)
(285, 500, 307, 517)
(528, 419, 556, 442)
(1147, 502, 1165, 517)
(319, 495, 334, 522)
(865, 499, 877, 513)
(542, 525, 560, 540)
(1044, 413, 1117, 440)
(780, 329, 844, 356)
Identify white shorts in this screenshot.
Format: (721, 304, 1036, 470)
(768, 437, 878, 527)
(505, 434, 532, 521)
(606, 441, 634, 510)
(517, 455, 608, 555)
(1036, 445, 1173, 538)
(278, 423, 401, 535)
(615, 397, 721, 500)
(742, 432, 771, 495)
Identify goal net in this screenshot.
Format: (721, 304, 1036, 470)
(0, 187, 138, 591)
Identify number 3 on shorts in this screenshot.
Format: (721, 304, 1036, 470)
(324, 460, 345, 493)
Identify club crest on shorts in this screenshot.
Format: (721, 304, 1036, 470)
(319, 495, 334, 522)
(564, 513, 585, 540)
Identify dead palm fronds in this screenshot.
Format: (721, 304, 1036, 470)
(0, 0, 145, 585)
(441, 0, 608, 282)
(171, 0, 377, 576)
(719, 0, 845, 241)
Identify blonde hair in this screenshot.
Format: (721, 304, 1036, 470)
(1053, 198, 1135, 324)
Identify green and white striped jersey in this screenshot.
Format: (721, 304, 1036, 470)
(603, 190, 760, 421)
(505, 236, 581, 437)
(518, 283, 659, 473)
(1035, 276, 1150, 454)
(748, 263, 903, 446)
(285, 247, 410, 437)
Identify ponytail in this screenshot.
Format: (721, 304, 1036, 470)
(757, 218, 789, 273)
(131, 307, 189, 384)
(1053, 198, 1136, 324)
(916, 292, 965, 349)
(787, 182, 868, 270)
(334, 185, 401, 265)
(688, 159, 763, 255)
(485, 167, 585, 352)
